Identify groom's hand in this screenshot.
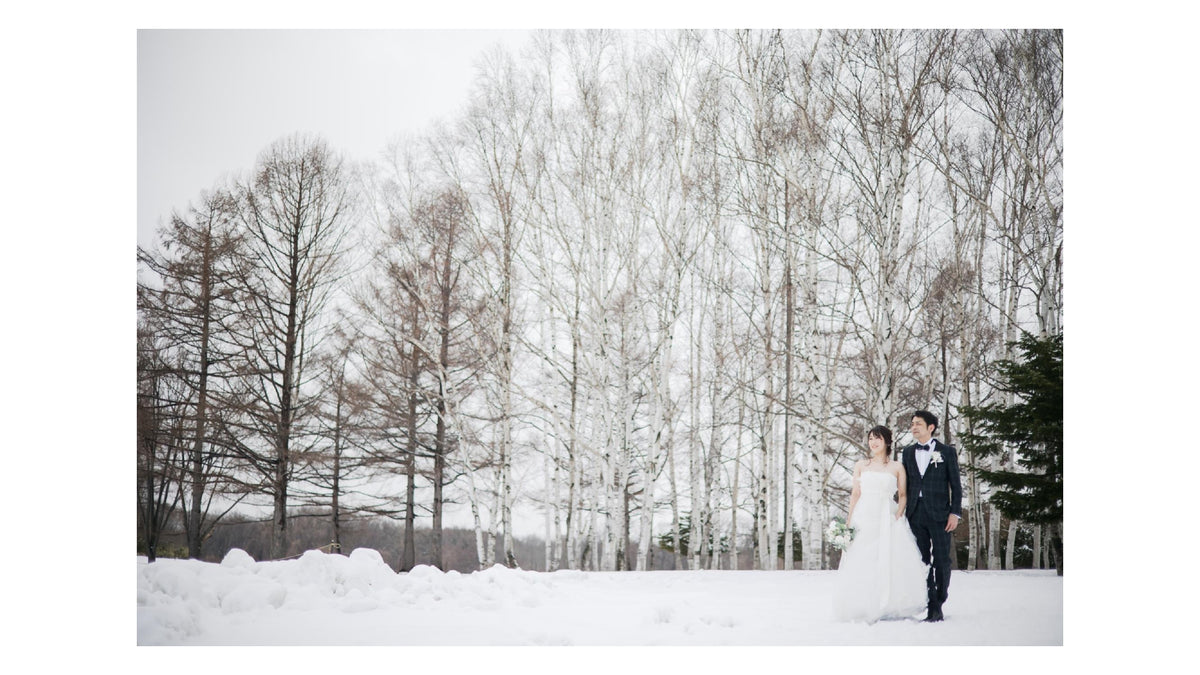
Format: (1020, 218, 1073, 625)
(945, 514, 960, 532)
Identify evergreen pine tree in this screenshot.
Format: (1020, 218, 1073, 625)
(962, 332, 1063, 575)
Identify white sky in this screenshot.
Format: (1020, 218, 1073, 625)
(138, 29, 534, 247)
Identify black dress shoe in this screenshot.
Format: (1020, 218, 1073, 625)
(923, 607, 944, 622)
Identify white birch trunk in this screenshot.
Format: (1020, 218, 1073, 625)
(615, 323, 634, 571)
(799, 423, 823, 571)
(463, 448, 489, 571)
(799, 207, 827, 569)
(757, 420, 775, 571)
(759, 234, 777, 572)
(588, 493, 600, 571)
(756, 442, 769, 570)
(600, 394, 617, 572)
(962, 360, 981, 572)
(730, 369, 745, 571)
(669, 415, 683, 570)
(485, 477, 499, 568)
(689, 272, 705, 571)
(966, 452, 980, 571)
(544, 446, 554, 572)
(988, 214, 1021, 572)
(500, 379, 515, 567)
(566, 315, 581, 570)
(547, 309, 563, 572)
(703, 298, 723, 571)
(638, 329, 669, 570)
(768, 409, 779, 570)
(782, 242, 795, 571)
(817, 426, 831, 570)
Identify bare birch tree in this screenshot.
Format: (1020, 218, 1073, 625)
(458, 45, 547, 567)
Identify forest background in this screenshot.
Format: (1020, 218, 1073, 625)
(136, 28, 1063, 577)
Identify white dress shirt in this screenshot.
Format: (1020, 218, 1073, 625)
(915, 440, 934, 476)
(914, 440, 935, 497)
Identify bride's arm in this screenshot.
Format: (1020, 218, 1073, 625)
(894, 464, 908, 520)
(847, 460, 863, 525)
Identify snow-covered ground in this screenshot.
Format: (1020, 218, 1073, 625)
(137, 547, 1061, 646)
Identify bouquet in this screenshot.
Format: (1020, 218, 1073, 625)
(825, 516, 856, 551)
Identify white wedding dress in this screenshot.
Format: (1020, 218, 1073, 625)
(832, 470, 929, 623)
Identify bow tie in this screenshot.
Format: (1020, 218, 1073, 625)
(916, 444, 931, 452)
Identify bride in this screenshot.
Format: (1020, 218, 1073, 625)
(832, 425, 929, 623)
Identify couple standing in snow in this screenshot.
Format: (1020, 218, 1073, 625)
(832, 410, 963, 624)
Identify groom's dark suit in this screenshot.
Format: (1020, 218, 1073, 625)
(902, 439, 962, 618)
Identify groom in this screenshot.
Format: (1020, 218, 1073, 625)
(902, 410, 962, 622)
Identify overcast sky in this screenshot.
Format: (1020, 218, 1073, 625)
(138, 29, 534, 248)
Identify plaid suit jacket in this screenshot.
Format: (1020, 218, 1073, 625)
(902, 439, 963, 522)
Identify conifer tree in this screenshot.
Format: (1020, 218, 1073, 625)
(962, 332, 1063, 574)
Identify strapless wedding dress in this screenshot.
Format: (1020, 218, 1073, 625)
(832, 470, 929, 622)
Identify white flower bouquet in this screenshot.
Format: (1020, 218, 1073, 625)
(825, 516, 856, 551)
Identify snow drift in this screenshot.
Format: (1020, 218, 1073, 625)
(137, 547, 1062, 645)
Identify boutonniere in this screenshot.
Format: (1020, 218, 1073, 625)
(930, 450, 944, 467)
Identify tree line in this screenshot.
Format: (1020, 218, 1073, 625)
(137, 29, 1062, 573)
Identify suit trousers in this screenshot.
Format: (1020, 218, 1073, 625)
(909, 499, 952, 609)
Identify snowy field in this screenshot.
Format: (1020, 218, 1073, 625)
(137, 547, 1061, 646)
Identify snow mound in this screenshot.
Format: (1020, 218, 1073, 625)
(137, 554, 1063, 646)
(220, 548, 255, 569)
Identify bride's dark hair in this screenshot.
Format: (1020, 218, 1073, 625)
(867, 425, 893, 462)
